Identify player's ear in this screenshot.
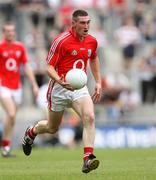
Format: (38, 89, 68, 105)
(72, 19, 76, 27)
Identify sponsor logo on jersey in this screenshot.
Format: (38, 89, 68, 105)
(73, 59, 85, 70)
(5, 58, 18, 72)
(71, 50, 77, 56)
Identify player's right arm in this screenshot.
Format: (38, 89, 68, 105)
(46, 65, 74, 91)
(46, 32, 73, 90)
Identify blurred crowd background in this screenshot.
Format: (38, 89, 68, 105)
(0, 0, 156, 148)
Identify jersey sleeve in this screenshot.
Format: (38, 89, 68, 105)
(46, 39, 64, 67)
(90, 39, 98, 59)
(20, 45, 28, 64)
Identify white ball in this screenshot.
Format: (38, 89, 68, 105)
(65, 68, 87, 89)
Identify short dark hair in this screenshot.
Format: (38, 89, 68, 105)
(72, 9, 88, 19)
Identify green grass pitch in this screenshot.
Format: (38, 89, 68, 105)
(0, 147, 156, 180)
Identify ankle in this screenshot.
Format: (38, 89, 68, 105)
(28, 127, 37, 139)
(83, 147, 93, 161)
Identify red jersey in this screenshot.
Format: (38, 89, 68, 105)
(46, 28, 98, 77)
(0, 40, 28, 89)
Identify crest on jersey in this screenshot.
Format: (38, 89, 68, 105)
(71, 50, 77, 56)
(3, 51, 8, 57)
(16, 50, 21, 58)
(88, 49, 92, 57)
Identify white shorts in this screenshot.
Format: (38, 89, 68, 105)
(47, 82, 90, 112)
(0, 86, 22, 105)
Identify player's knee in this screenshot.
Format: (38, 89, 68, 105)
(82, 112, 95, 125)
(7, 114, 16, 126)
(8, 111, 16, 121)
(48, 127, 58, 134)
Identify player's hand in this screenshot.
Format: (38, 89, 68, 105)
(32, 84, 39, 99)
(57, 75, 74, 91)
(92, 83, 102, 103)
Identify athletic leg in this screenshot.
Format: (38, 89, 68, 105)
(72, 96, 95, 147)
(0, 97, 17, 156)
(34, 109, 64, 134)
(22, 109, 64, 156)
(72, 96, 99, 173)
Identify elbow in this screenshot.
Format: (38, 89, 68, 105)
(46, 65, 55, 78)
(46, 65, 51, 76)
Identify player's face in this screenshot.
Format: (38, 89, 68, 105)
(3, 25, 15, 42)
(73, 16, 90, 40)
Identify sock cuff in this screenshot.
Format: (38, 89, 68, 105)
(28, 127, 37, 139)
(83, 147, 94, 160)
(84, 147, 93, 153)
(2, 139, 11, 147)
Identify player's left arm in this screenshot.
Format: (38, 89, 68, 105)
(90, 56, 102, 103)
(20, 44, 39, 98)
(24, 63, 39, 98)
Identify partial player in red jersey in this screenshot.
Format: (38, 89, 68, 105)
(22, 10, 102, 173)
(0, 22, 39, 157)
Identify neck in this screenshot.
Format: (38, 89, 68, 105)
(5, 39, 14, 44)
(76, 33, 85, 42)
(79, 36, 84, 41)
(71, 28, 85, 41)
